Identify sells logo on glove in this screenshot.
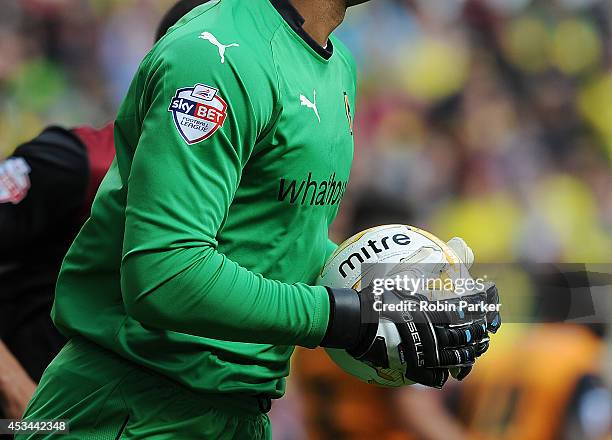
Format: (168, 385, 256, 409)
(168, 84, 228, 145)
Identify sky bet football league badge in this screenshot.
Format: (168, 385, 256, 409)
(168, 84, 228, 145)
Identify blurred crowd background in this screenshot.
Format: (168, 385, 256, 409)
(1, 0, 612, 438)
(3, 0, 612, 263)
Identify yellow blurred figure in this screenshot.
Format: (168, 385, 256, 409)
(398, 37, 469, 103)
(534, 174, 612, 263)
(551, 19, 601, 76)
(579, 72, 612, 161)
(429, 191, 522, 263)
(503, 16, 550, 74)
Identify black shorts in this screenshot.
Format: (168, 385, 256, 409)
(0, 292, 65, 383)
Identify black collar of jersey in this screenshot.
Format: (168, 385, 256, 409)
(269, 0, 334, 60)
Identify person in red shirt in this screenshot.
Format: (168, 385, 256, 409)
(0, 0, 209, 419)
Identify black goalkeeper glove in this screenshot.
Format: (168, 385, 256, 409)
(321, 283, 501, 388)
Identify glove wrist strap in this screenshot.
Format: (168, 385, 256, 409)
(320, 288, 361, 349)
(320, 287, 379, 355)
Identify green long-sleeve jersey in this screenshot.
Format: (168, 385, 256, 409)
(52, 0, 356, 398)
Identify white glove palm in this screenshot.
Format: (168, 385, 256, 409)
(447, 237, 474, 269)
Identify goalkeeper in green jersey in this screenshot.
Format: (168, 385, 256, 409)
(18, 0, 500, 438)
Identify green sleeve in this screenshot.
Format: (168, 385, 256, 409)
(119, 39, 329, 348)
